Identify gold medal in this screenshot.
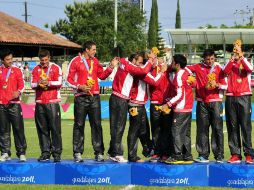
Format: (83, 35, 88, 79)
(237, 78, 242, 83)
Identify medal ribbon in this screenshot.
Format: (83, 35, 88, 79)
(41, 65, 51, 76)
(81, 56, 93, 75)
(46, 66, 51, 76)
(209, 64, 215, 74)
(4, 67, 12, 82)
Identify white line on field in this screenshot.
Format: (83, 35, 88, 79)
(121, 185, 135, 190)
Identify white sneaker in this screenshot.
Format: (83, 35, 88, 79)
(0, 153, 11, 162)
(19, 155, 27, 162)
(74, 153, 83, 163)
(115, 156, 128, 163)
(109, 156, 117, 162)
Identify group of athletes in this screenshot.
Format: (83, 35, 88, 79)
(0, 39, 253, 164)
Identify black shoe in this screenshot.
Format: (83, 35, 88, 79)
(54, 155, 61, 163)
(129, 156, 144, 163)
(95, 154, 104, 162)
(142, 148, 154, 158)
(38, 154, 50, 162)
(215, 156, 224, 163)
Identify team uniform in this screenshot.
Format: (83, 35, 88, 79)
(127, 73, 163, 162)
(149, 65, 173, 162)
(0, 65, 27, 161)
(108, 58, 153, 162)
(186, 62, 227, 162)
(31, 62, 62, 161)
(223, 57, 254, 163)
(165, 69, 194, 163)
(67, 54, 113, 161)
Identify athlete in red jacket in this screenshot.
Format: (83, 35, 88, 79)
(0, 49, 27, 162)
(223, 44, 254, 164)
(108, 52, 155, 163)
(186, 49, 227, 163)
(149, 59, 173, 163)
(127, 63, 165, 162)
(162, 54, 194, 164)
(31, 49, 63, 162)
(67, 41, 118, 162)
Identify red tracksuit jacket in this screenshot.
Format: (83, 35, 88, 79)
(129, 73, 163, 105)
(186, 63, 227, 102)
(111, 58, 152, 100)
(223, 57, 253, 96)
(0, 65, 24, 104)
(167, 69, 194, 113)
(67, 54, 113, 96)
(149, 65, 171, 104)
(31, 62, 62, 104)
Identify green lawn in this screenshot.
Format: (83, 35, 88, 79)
(16, 119, 233, 161)
(3, 119, 254, 190)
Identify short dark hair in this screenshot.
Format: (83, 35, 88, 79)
(0, 49, 13, 60)
(83, 41, 96, 51)
(203, 49, 215, 58)
(173, 54, 187, 69)
(128, 53, 137, 62)
(38, 49, 50, 58)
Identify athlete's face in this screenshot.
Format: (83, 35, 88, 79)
(204, 55, 215, 66)
(135, 56, 144, 66)
(39, 56, 50, 68)
(171, 59, 178, 72)
(86, 45, 97, 59)
(2, 54, 13, 68)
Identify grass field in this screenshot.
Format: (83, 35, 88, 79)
(2, 119, 254, 190)
(10, 119, 233, 161)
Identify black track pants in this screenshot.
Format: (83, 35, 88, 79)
(171, 112, 192, 160)
(35, 103, 62, 157)
(108, 94, 128, 157)
(150, 104, 173, 156)
(128, 105, 150, 161)
(73, 95, 104, 156)
(196, 101, 224, 159)
(225, 95, 254, 158)
(0, 104, 27, 157)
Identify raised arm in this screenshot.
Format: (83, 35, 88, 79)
(143, 72, 163, 87)
(120, 58, 152, 75)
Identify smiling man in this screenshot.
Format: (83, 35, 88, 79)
(31, 49, 63, 163)
(0, 48, 27, 162)
(67, 41, 118, 162)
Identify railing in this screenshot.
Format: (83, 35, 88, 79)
(24, 81, 113, 95)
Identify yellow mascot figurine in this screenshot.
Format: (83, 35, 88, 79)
(154, 105, 171, 114)
(233, 39, 244, 71)
(129, 107, 138, 116)
(187, 75, 196, 85)
(151, 47, 160, 55)
(39, 69, 48, 90)
(233, 39, 243, 57)
(86, 77, 95, 96)
(206, 73, 216, 90)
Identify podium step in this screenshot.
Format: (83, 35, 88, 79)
(0, 159, 254, 188)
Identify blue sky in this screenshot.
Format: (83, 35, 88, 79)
(0, 0, 253, 41)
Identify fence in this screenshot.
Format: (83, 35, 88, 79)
(24, 81, 113, 95)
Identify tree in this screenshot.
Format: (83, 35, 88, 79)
(157, 23, 165, 57)
(175, 0, 181, 29)
(147, 0, 158, 49)
(49, 0, 146, 61)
